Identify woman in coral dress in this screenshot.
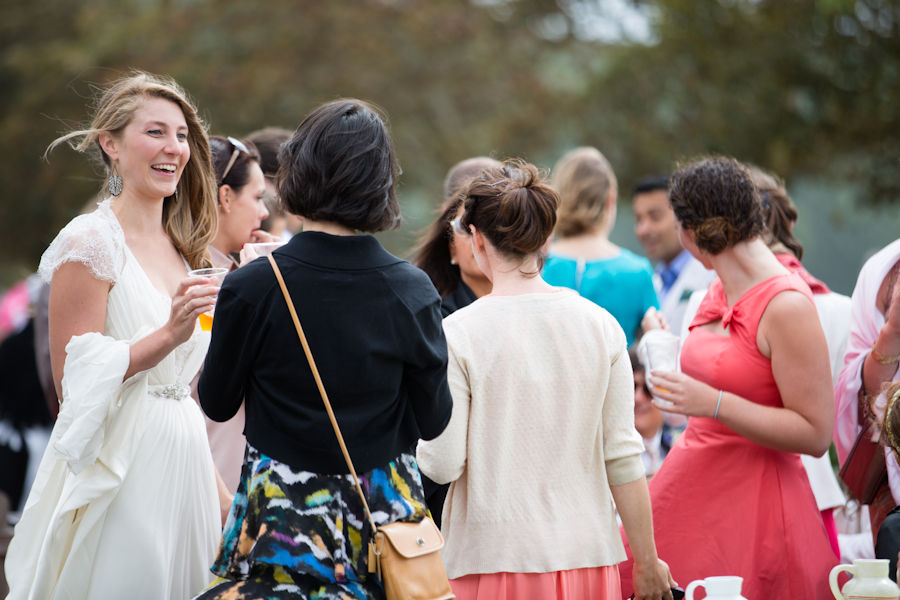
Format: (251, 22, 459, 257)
(619, 157, 838, 599)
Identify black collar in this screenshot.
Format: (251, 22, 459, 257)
(274, 231, 404, 271)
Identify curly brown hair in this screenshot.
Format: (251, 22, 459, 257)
(460, 159, 559, 273)
(669, 156, 766, 255)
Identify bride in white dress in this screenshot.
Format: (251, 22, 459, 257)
(6, 72, 229, 599)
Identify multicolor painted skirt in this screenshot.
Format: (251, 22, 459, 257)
(194, 444, 429, 600)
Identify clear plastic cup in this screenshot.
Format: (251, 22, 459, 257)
(246, 242, 285, 257)
(639, 331, 680, 404)
(187, 267, 229, 331)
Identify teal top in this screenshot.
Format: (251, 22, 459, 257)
(543, 249, 658, 346)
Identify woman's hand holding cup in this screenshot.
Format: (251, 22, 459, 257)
(168, 275, 218, 344)
(184, 268, 230, 332)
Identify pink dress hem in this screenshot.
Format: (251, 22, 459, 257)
(450, 565, 621, 600)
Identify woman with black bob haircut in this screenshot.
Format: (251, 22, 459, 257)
(277, 99, 401, 232)
(196, 99, 453, 600)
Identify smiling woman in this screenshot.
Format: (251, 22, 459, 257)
(5, 72, 229, 600)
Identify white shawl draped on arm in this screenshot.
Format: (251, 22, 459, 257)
(6, 326, 153, 600)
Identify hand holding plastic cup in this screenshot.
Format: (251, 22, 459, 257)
(187, 267, 230, 331)
(239, 241, 285, 266)
(638, 330, 680, 406)
(248, 242, 284, 257)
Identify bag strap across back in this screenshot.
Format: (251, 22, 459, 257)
(268, 254, 379, 534)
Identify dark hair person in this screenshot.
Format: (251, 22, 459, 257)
(668, 166, 849, 558)
(196, 99, 452, 600)
(416, 156, 498, 314)
(418, 160, 674, 600)
(247, 127, 293, 238)
(198, 135, 273, 496)
(629, 348, 676, 479)
(7, 72, 226, 598)
(414, 157, 497, 531)
(543, 147, 658, 346)
(617, 157, 838, 598)
(633, 173, 717, 337)
(208, 136, 272, 271)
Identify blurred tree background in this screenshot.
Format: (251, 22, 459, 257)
(1, 0, 898, 293)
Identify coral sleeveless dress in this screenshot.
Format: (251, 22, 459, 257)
(619, 273, 838, 599)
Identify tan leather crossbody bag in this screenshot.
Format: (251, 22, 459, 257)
(268, 255, 455, 600)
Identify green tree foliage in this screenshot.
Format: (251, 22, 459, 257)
(568, 0, 900, 203)
(1, 0, 898, 285)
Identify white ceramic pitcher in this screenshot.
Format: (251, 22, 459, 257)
(830, 559, 900, 599)
(685, 576, 747, 600)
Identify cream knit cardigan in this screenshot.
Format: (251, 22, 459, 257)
(417, 290, 645, 579)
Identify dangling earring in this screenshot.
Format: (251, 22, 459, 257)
(173, 188, 178, 204)
(450, 258, 457, 265)
(107, 162, 123, 197)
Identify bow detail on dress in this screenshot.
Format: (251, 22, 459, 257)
(722, 305, 738, 330)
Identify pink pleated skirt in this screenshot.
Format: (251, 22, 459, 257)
(450, 566, 621, 600)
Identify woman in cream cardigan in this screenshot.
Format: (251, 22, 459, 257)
(418, 160, 675, 600)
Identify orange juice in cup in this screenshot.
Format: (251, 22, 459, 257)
(639, 331, 680, 404)
(187, 267, 230, 331)
(198, 313, 214, 331)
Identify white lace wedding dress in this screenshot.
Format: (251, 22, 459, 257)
(5, 200, 220, 599)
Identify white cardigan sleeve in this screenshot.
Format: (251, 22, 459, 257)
(417, 340, 469, 485)
(602, 321, 646, 486)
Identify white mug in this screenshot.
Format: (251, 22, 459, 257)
(685, 576, 746, 600)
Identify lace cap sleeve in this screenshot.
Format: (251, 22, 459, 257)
(38, 201, 126, 285)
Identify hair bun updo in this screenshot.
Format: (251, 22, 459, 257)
(459, 159, 559, 263)
(669, 156, 766, 255)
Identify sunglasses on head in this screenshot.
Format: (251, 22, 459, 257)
(450, 216, 468, 236)
(221, 136, 250, 182)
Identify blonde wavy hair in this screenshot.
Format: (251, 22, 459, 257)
(551, 147, 618, 238)
(46, 71, 217, 270)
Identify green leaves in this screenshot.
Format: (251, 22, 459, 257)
(1, 0, 898, 287)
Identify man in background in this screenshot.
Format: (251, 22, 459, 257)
(633, 175, 715, 334)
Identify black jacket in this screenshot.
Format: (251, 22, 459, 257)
(440, 280, 477, 318)
(199, 231, 453, 474)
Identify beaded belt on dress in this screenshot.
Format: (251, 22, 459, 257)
(148, 383, 191, 400)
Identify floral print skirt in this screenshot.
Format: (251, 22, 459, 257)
(194, 444, 429, 600)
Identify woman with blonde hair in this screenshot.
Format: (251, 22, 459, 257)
(6, 72, 229, 599)
(543, 147, 658, 345)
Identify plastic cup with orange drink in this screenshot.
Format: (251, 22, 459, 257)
(187, 267, 230, 331)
